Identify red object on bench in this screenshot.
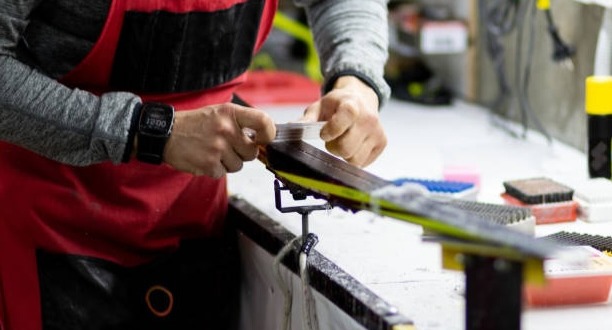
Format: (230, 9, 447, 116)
(235, 70, 321, 106)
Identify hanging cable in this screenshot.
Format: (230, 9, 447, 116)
(479, 0, 523, 137)
(537, 0, 575, 70)
(273, 233, 320, 330)
(479, 0, 519, 115)
(515, 0, 552, 142)
(299, 233, 320, 330)
(273, 236, 301, 330)
(480, 0, 554, 142)
(513, 0, 530, 138)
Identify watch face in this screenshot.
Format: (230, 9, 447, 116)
(139, 103, 174, 135)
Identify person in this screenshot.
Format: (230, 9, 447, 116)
(0, 0, 390, 329)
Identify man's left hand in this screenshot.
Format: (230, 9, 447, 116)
(300, 76, 387, 167)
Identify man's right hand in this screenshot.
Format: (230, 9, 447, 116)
(162, 103, 276, 178)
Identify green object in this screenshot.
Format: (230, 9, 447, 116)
(273, 12, 323, 82)
(407, 82, 424, 97)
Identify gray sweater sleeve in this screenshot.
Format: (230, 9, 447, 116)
(0, 0, 389, 167)
(0, 0, 140, 166)
(293, 0, 391, 106)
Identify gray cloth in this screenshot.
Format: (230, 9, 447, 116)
(0, 0, 140, 165)
(295, 0, 390, 103)
(0, 0, 390, 166)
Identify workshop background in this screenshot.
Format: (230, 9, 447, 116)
(256, 0, 607, 153)
(230, 2, 612, 329)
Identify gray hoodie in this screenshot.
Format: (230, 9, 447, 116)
(0, 0, 390, 166)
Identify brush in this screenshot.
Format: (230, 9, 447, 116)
(501, 177, 577, 224)
(539, 231, 612, 253)
(392, 178, 478, 200)
(391, 178, 531, 232)
(503, 177, 574, 204)
(445, 199, 535, 235)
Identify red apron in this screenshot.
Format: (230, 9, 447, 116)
(0, 1, 277, 329)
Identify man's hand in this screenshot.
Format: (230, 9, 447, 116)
(163, 103, 276, 178)
(300, 76, 387, 167)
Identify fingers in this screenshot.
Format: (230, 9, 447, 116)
(212, 105, 270, 173)
(320, 99, 359, 142)
(347, 133, 387, 167)
(200, 163, 226, 179)
(221, 146, 245, 173)
(326, 125, 387, 167)
(324, 124, 364, 160)
(231, 106, 272, 162)
(310, 76, 386, 167)
(163, 103, 276, 178)
(297, 101, 322, 123)
(232, 131, 260, 162)
(233, 106, 276, 144)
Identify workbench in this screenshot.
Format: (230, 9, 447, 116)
(227, 98, 612, 330)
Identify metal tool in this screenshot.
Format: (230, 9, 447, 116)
(274, 122, 326, 141)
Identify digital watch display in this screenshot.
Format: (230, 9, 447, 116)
(136, 102, 175, 164)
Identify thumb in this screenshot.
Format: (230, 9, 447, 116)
(297, 102, 321, 123)
(233, 106, 276, 144)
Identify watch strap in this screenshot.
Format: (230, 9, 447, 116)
(122, 103, 142, 163)
(136, 133, 167, 164)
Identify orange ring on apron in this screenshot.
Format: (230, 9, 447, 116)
(145, 285, 174, 317)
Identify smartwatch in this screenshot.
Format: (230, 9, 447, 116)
(136, 102, 175, 164)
